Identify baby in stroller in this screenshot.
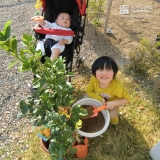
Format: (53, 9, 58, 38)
(31, 12, 73, 61)
(31, 0, 87, 71)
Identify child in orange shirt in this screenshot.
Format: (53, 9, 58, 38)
(86, 56, 131, 125)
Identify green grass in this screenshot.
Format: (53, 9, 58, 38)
(2, 53, 158, 160)
(22, 130, 51, 160)
(18, 69, 160, 160)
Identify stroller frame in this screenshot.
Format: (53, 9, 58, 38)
(34, 0, 88, 73)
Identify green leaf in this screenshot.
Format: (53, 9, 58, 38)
(4, 20, 12, 39)
(21, 40, 29, 46)
(70, 112, 79, 123)
(44, 56, 52, 64)
(57, 85, 62, 95)
(17, 113, 25, 119)
(50, 112, 59, 121)
(66, 155, 73, 160)
(49, 142, 56, 152)
(21, 33, 34, 47)
(40, 93, 49, 103)
(34, 78, 46, 91)
(20, 62, 30, 71)
(64, 125, 72, 133)
(70, 147, 77, 154)
(7, 60, 19, 69)
(47, 103, 54, 110)
(36, 117, 45, 126)
(58, 157, 64, 160)
(19, 50, 28, 61)
(21, 49, 31, 53)
(0, 33, 6, 41)
(9, 38, 17, 53)
(20, 100, 29, 114)
(32, 77, 40, 84)
(0, 20, 12, 41)
(59, 145, 67, 155)
(72, 105, 87, 116)
(28, 105, 34, 113)
(22, 33, 33, 42)
(54, 127, 60, 132)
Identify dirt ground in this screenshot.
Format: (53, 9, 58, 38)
(72, 0, 160, 102)
(79, 0, 160, 69)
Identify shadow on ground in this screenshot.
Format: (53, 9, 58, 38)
(79, 23, 129, 68)
(85, 116, 152, 160)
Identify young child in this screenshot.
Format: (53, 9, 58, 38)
(86, 56, 131, 125)
(31, 12, 73, 60)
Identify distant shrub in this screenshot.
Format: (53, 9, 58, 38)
(129, 38, 160, 76)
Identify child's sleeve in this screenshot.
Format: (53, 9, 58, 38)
(64, 28, 73, 44)
(123, 90, 131, 102)
(65, 35, 73, 44)
(86, 77, 103, 102)
(43, 21, 53, 28)
(115, 81, 131, 102)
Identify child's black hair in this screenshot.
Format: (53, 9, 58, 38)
(54, 12, 71, 21)
(91, 56, 118, 78)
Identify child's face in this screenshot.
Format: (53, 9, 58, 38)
(56, 13, 71, 28)
(95, 68, 114, 86)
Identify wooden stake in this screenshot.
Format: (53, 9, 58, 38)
(103, 0, 113, 39)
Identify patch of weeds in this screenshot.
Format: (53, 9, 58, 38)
(128, 38, 160, 76)
(125, 38, 160, 103)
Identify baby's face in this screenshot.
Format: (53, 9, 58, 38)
(56, 13, 71, 28)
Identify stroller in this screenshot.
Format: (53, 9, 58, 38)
(34, 0, 88, 72)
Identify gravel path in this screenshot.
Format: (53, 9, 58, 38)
(0, 1, 130, 159)
(0, 1, 37, 159)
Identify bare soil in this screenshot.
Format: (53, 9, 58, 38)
(79, 105, 105, 133)
(80, 111, 105, 133)
(73, 0, 160, 101)
(79, 0, 160, 68)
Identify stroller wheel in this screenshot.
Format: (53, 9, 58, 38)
(75, 55, 85, 68)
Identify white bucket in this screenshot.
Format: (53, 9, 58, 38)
(149, 141, 160, 160)
(72, 98, 110, 137)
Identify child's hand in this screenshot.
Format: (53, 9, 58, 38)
(102, 98, 115, 110)
(31, 16, 45, 26)
(106, 101, 115, 110)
